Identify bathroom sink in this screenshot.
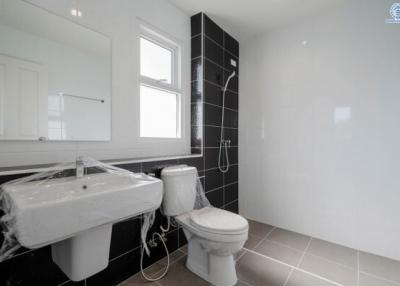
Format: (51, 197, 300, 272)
(2, 172, 162, 248)
(1, 171, 162, 281)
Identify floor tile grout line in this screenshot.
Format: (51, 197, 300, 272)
(283, 237, 313, 286)
(253, 226, 277, 250)
(304, 251, 359, 272)
(237, 280, 253, 286)
(283, 268, 295, 286)
(236, 225, 276, 262)
(359, 271, 400, 286)
(255, 235, 311, 255)
(244, 248, 344, 286)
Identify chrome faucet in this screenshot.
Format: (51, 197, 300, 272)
(76, 156, 85, 178)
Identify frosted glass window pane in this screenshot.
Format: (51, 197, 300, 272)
(140, 37, 172, 84)
(140, 85, 179, 138)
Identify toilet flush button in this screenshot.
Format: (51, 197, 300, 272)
(230, 59, 237, 67)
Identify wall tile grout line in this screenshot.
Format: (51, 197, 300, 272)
(192, 124, 239, 130)
(204, 78, 239, 94)
(203, 56, 236, 75)
(203, 101, 239, 112)
(204, 34, 238, 59)
(109, 245, 141, 263)
(204, 101, 239, 112)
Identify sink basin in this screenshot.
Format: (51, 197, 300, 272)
(3, 172, 162, 248)
(2, 171, 163, 280)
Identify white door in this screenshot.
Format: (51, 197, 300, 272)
(0, 54, 48, 140)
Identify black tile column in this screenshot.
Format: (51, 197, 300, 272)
(190, 13, 239, 216)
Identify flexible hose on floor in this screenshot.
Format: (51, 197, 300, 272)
(140, 213, 171, 281)
(140, 232, 170, 281)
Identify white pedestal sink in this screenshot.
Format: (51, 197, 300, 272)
(2, 172, 163, 281)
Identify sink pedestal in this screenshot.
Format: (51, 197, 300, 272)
(51, 224, 112, 281)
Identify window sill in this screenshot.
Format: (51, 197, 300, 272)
(0, 153, 202, 176)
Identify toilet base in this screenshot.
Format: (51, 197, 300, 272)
(185, 235, 237, 286)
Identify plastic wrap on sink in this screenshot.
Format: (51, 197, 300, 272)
(0, 156, 162, 262)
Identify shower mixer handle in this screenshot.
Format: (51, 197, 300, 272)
(219, 139, 231, 147)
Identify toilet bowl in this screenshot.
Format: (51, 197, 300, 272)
(161, 165, 249, 286)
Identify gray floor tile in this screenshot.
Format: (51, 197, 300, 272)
(158, 249, 186, 266)
(179, 245, 188, 253)
(247, 219, 275, 238)
(299, 254, 357, 286)
(286, 270, 339, 286)
(118, 272, 161, 286)
(306, 238, 357, 268)
(244, 234, 265, 250)
(158, 257, 209, 286)
(236, 251, 292, 286)
(359, 251, 400, 284)
(255, 239, 304, 266)
(267, 228, 311, 251)
(359, 273, 400, 286)
(234, 280, 252, 286)
(235, 249, 247, 261)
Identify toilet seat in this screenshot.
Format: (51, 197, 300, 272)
(176, 207, 248, 243)
(190, 207, 248, 235)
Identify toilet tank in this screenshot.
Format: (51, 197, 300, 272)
(161, 165, 197, 216)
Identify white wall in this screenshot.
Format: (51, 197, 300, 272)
(0, 0, 191, 167)
(240, 0, 400, 261)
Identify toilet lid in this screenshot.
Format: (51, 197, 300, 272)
(190, 207, 248, 235)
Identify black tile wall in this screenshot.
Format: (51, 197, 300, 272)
(204, 168, 223, 192)
(224, 51, 239, 75)
(204, 81, 223, 106)
(204, 37, 223, 66)
(191, 35, 202, 58)
(0, 12, 239, 286)
(205, 188, 224, 208)
(204, 59, 223, 86)
(204, 103, 222, 126)
(224, 183, 238, 206)
(224, 108, 239, 128)
(204, 15, 223, 46)
(191, 58, 203, 84)
(225, 90, 239, 110)
(109, 218, 141, 260)
(224, 32, 239, 57)
(204, 147, 220, 170)
(191, 13, 202, 36)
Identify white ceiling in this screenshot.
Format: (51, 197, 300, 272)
(168, 0, 346, 42)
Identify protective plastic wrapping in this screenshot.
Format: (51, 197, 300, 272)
(142, 166, 209, 255)
(193, 175, 211, 210)
(161, 165, 209, 215)
(0, 156, 163, 262)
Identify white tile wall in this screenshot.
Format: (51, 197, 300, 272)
(239, 0, 400, 261)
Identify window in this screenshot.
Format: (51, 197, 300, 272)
(139, 26, 182, 138)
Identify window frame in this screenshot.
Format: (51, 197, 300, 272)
(138, 23, 183, 140)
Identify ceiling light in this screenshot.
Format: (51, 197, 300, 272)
(70, 8, 82, 17)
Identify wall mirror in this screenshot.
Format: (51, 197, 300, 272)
(0, 0, 111, 141)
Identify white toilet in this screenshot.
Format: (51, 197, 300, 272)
(161, 165, 248, 286)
